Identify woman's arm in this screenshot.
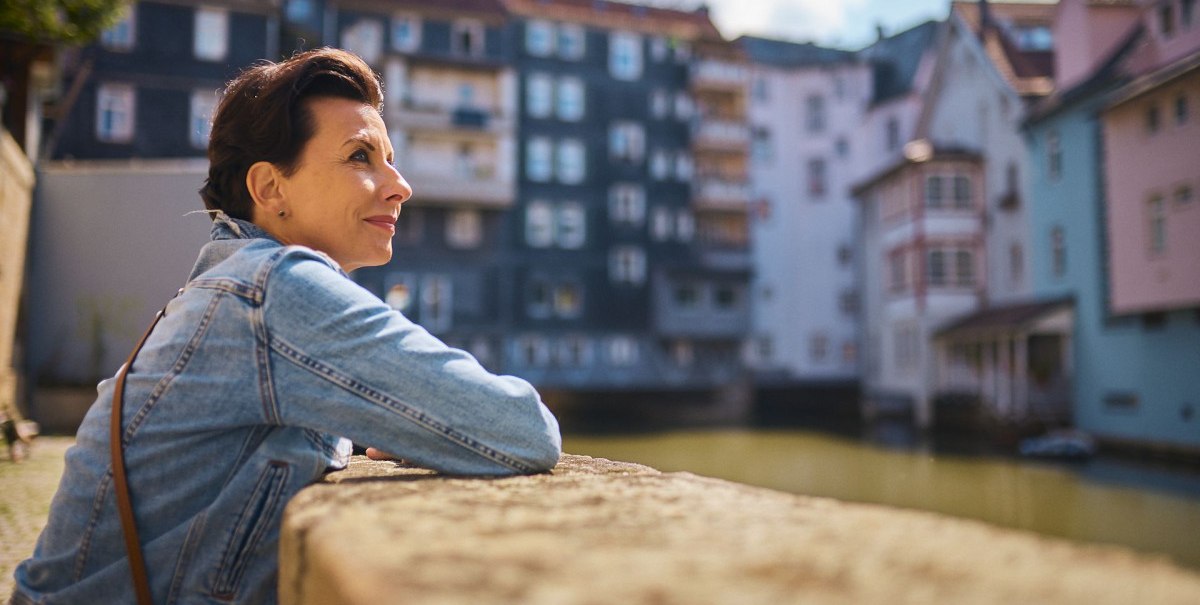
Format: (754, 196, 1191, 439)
(262, 249, 561, 476)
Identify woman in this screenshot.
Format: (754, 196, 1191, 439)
(12, 49, 561, 604)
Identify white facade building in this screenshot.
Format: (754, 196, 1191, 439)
(742, 38, 871, 387)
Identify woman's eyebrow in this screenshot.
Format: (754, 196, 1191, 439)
(342, 134, 376, 150)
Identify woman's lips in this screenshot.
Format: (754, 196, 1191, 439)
(364, 215, 397, 232)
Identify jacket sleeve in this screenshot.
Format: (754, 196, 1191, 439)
(261, 250, 561, 476)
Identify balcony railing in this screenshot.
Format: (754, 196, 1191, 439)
(691, 59, 749, 89)
(692, 119, 749, 150)
(391, 102, 512, 135)
(401, 165, 515, 208)
(693, 178, 751, 210)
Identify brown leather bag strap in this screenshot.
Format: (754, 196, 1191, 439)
(111, 303, 170, 605)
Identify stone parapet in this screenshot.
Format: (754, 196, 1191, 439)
(280, 454, 1200, 604)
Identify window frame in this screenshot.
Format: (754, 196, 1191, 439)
(96, 83, 136, 143)
(193, 6, 230, 62)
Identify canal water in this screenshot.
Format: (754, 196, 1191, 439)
(562, 427, 1200, 570)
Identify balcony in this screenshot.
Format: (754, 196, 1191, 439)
(691, 119, 749, 153)
(690, 59, 749, 91)
(402, 164, 515, 208)
(693, 177, 751, 211)
(390, 102, 513, 137)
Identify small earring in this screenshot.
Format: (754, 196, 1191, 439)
(277, 210, 286, 217)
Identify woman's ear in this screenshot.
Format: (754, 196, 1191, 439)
(245, 161, 285, 217)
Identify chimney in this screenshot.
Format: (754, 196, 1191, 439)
(876, 24, 885, 41)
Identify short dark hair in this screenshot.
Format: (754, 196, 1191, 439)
(200, 48, 384, 220)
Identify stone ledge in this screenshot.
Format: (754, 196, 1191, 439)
(279, 454, 1200, 604)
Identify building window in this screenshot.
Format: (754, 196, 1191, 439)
(189, 89, 218, 149)
(558, 335, 592, 367)
(839, 289, 859, 314)
(609, 184, 646, 226)
(925, 175, 944, 209)
(1146, 104, 1161, 133)
(1176, 184, 1194, 206)
(650, 36, 669, 61)
(553, 283, 583, 318)
(753, 77, 769, 102)
(1176, 94, 1189, 125)
(609, 121, 646, 164)
(651, 149, 671, 180)
(674, 93, 694, 119)
(751, 127, 772, 164)
(1047, 130, 1062, 181)
(894, 324, 919, 370)
(194, 7, 229, 61)
(342, 18, 383, 65)
(517, 335, 550, 366)
(886, 117, 900, 151)
(1051, 226, 1067, 278)
(842, 342, 858, 365)
(953, 175, 972, 209)
(526, 201, 554, 247)
(525, 19, 554, 56)
(809, 333, 829, 362)
(420, 275, 453, 333)
(955, 250, 974, 286)
(928, 249, 947, 286)
(101, 4, 135, 50)
(526, 137, 552, 182)
(675, 152, 694, 181)
(607, 336, 639, 366)
(395, 208, 423, 246)
(558, 23, 586, 60)
(808, 158, 827, 198)
(651, 206, 672, 241)
(609, 246, 646, 285)
(676, 211, 695, 241)
(526, 73, 553, 118)
(838, 244, 853, 266)
(557, 202, 587, 249)
(805, 95, 825, 133)
(96, 83, 135, 143)
(527, 279, 551, 318)
(609, 31, 643, 80)
(557, 139, 586, 184)
(650, 89, 670, 118)
(835, 137, 849, 158)
(670, 340, 694, 367)
(1147, 195, 1167, 255)
(1184, 0, 1197, 26)
(1014, 25, 1053, 51)
(715, 285, 740, 309)
(674, 283, 700, 309)
(391, 14, 421, 51)
(385, 277, 415, 313)
(556, 77, 585, 121)
(446, 209, 482, 249)
(452, 20, 485, 57)
(285, 0, 313, 22)
(1160, 1, 1176, 37)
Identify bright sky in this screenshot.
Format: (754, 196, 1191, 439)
(647, 0, 953, 50)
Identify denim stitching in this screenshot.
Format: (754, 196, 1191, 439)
(186, 277, 258, 301)
(270, 335, 535, 473)
(252, 303, 282, 425)
(71, 469, 113, 582)
(123, 292, 223, 444)
(212, 462, 290, 599)
(164, 509, 207, 605)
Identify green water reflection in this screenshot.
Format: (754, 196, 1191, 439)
(563, 429, 1200, 570)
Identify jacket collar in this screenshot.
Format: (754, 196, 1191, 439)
(210, 211, 276, 242)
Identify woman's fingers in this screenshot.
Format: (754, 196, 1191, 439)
(365, 447, 402, 461)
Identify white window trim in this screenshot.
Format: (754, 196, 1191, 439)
(452, 19, 486, 57)
(556, 139, 586, 184)
(526, 19, 555, 56)
(446, 209, 483, 249)
(189, 89, 218, 149)
(526, 137, 553, 182)
(96, 83, 135, 143)
(608, 31, 643, 81)
(101, 3, 136, 51)
(391, 13, 422, 52)
(556, 77, 585, 122)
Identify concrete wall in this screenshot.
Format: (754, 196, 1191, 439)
(25, 160, 211, 426)
(0, 128, 34, 415)
(279, 453, 1200, 604)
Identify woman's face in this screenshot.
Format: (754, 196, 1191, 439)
(271, 96, 411, 272)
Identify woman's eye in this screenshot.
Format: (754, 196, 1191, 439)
(350, 149, 369, 162)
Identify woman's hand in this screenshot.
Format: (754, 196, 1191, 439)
(364, 447, 405, 462)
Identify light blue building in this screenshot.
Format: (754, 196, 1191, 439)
(1024, 29, 1200, 453)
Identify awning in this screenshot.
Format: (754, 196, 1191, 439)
(935, 297, 1074, 340)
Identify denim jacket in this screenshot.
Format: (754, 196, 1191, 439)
(12, 214, 562, 604)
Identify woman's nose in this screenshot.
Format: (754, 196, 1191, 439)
(386, 164, 413, 205)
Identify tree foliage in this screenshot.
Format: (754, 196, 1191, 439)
(0, 0, 129, 45)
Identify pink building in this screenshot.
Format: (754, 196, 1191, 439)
(1101, 0, 1200, 315)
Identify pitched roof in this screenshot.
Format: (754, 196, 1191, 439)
(1023, 22, 1145, 126)
(857, 20, 941, 104)
(951, 1, 1056, 97)
(737, 36, 857, 68)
